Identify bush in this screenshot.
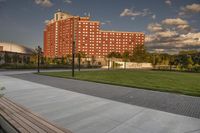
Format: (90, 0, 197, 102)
(0, 86, 5, 97)
(192, 65, 200, 72)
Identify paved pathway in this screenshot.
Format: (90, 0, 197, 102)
(10, 73, 200, 119)
(1, 75, 200, 133)
(0, 68, 102, 76)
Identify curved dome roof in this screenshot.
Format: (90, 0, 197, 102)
(0, 42, 34, 54)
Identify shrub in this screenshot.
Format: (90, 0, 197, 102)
(0, 86, 5, 97)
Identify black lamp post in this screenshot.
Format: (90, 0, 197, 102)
(37, 46, 42, 73)
(72, 41, 75, 77)
(78, 51, 81, 71)
(108, 58, 110, 70)
(72, 17, 76, 77)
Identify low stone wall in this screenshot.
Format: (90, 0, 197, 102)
(102, 61, 153, 69)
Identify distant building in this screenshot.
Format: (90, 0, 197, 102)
(0, 41, 34, 64)
(44, 10, 145, 58)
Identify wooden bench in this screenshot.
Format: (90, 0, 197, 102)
(0, 97, 73, 133)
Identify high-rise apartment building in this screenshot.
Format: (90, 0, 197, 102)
(44, 10, 145, 58)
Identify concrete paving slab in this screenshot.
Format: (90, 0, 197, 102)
(11, 73, 200, 119)
(107, 124, 147, 133)
(1, 75, 200, 133)
(125, 109, 200, 133)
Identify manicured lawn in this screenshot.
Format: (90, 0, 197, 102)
(39, 70, 200, 96)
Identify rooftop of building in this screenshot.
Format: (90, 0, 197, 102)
(0, 41, 34, 54)
(45, 10, 144, 35)
(56, 9, 72, 16)
(100, 30, 144, 34)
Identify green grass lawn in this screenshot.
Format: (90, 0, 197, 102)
(39, 69, 200, 96)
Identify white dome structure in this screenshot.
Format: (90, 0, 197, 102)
(0, 42, 34, 54)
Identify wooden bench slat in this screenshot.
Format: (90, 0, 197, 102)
(1, 99, 48, 133)
(2, 97, 65, 133)
(0, 97, 72, 133)
(5, 97, 72, 133)
(1, 98, 54, 133)
(0, 103, 33, 133)
(0, 100, 38, 133)
(0, 109, 29, 133)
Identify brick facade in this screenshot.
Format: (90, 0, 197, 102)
(44, 10, 145, 58)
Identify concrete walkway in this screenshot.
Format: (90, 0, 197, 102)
(0, 68, 101, 76)
(11, 73, 200, 119)
(1, 75, 200, 133)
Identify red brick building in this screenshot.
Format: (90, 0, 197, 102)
(44, 10, 145, 58)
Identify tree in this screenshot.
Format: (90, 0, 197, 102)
(122, 51, 130, 69)
(0, 85, 5, 97)
(169, 55, 175, 70)
(66, 54, 72, 65)
(186, 56, 194, 71)
(23, 56, 28, 64)
(30, 51, 38, 64)
(12, 53, 19, 64)
(131, 45, 148, 62)
(0, 54, 2, 62)
(76, 51, 86, 71)
(107, 52, 121, 69)
(61, 56, 65, 64)
(4, 52, 11, 64)
(91, 55, 96, 66)
(107, 52, 121, 58)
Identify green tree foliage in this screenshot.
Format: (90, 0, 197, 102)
(107, 52, 122, 58)
(66, 54, 72, 65)
(4, 52, 11, 63)
(122, 51, 131, 69)
(168, 50, 200, 71)
(91, 55, 96, 65)
(0, 86, 5, 97)
(12, 53, 19, 63)
(105, 45, 199, 72)
(122, 51, 130, 62)
(76, 51, 86, 59)
(131, 45, 149, 62)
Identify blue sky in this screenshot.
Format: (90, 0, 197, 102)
(0, 0, 200, 53)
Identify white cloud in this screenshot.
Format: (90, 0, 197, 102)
(131, 17, 135, 21)
(161, 18, 192, 32)
(146, 17, 200, 52)
(179, 3, 200, 16)
(152, 14, 156, 20)
(64, 0, 72, 4)
(120, 8, 153, 20)
(165, 0, 172, 6)
(84, 12, 91, 17)
(146, 32, 200, 53)
(162, 18, 188, 26)
(120, 8, 142, 17)
(44, 19, 49, 24)
(155, 30, 178, 38)
(180, 32, 200, 45)
(181, 3, 200, 13)
(101, 20, 112, 25)
(145, 34, 157, 43)
(177, 24, 190, 30)
(34, 0, 53, 7)
(147, 23, 163, 32)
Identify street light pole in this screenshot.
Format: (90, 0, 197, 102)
(72, 41, 75, 77)
(108, 58, 110, 70)
(78, 51, 81, 71)
(72, 17, 76, 77)
(37, 46, 41, 73)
